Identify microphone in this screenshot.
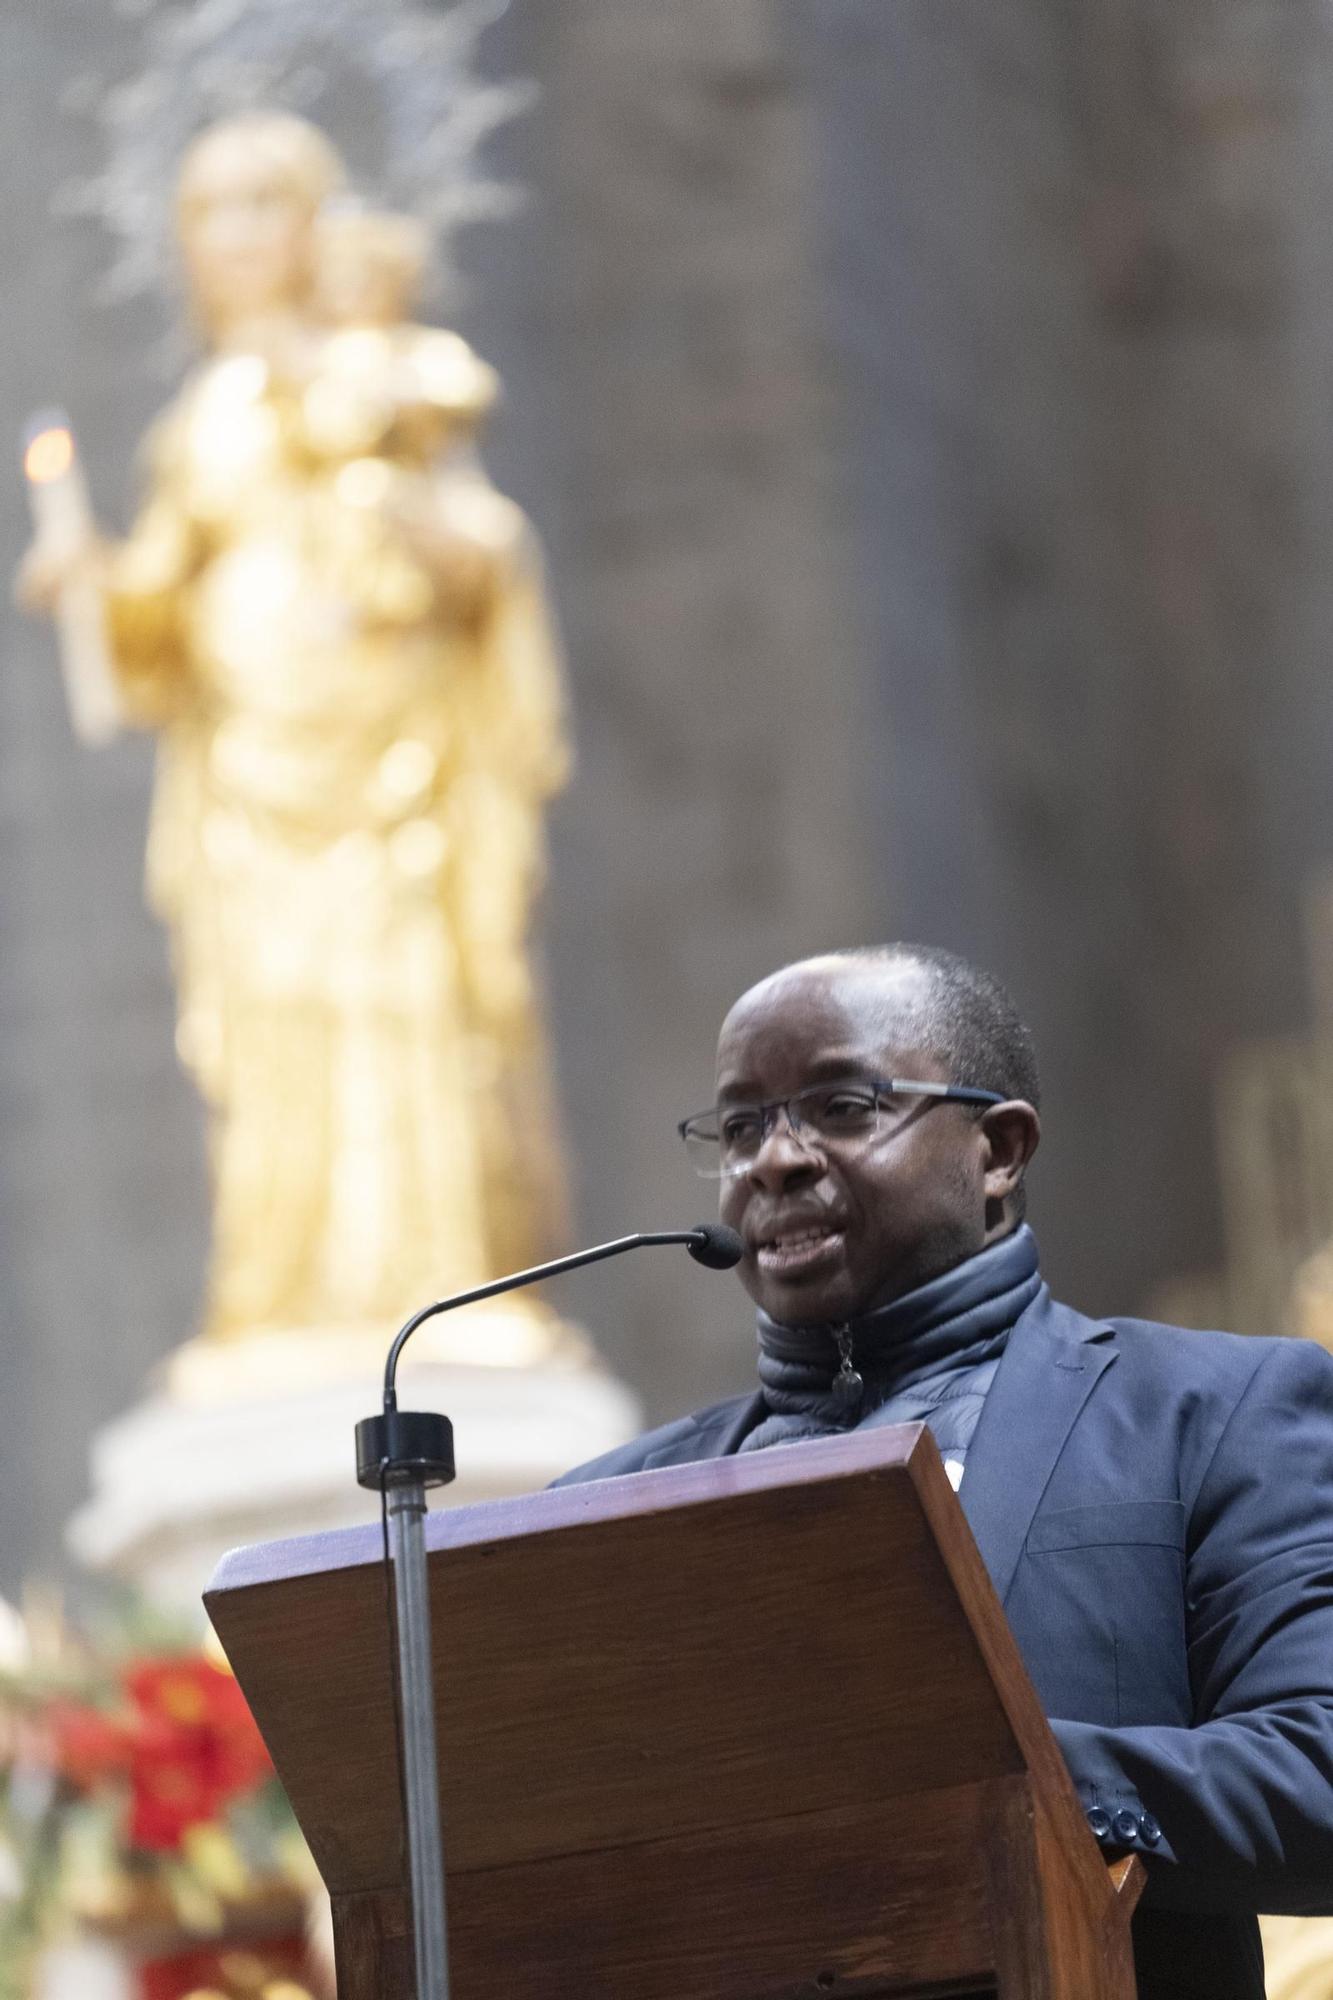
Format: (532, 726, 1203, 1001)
(356, 1223, 743, 1487)
(684, 1221, 745, 1269)
(351, 1224, 743, 1998)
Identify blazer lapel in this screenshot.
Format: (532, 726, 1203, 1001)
(960, 1289, 1118, 1606)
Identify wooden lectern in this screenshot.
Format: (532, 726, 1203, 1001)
(205, 1423, 1141, 1999)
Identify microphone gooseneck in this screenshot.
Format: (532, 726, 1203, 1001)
(377, 1224, 743, 1414)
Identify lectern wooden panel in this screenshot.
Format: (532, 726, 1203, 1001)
(205, 1423, 1140, 1999)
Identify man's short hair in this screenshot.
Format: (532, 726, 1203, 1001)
(833, 943, 1041, 1109)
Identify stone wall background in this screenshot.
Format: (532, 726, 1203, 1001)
(799, 1, 1333, 1318)
(2, 0, 1333, 1593)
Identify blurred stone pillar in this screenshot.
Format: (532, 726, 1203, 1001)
(794, 0, 1333, 1327)
(526, 0, 877, 1413)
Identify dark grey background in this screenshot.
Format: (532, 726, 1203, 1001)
(2, 0, 1330, 1593)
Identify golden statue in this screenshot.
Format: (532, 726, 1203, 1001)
(19, 113, 572, 1365)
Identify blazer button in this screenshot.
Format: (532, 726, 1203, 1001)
(1086, 1808, 1112, 1841)
(1112, 1809, 1140, 1844)
(1139, 1814, 1162, 1848)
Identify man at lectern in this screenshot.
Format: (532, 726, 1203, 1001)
(557, 945, 1333, 2000)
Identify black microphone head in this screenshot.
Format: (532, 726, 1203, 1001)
(687, 1222, 744, 1270)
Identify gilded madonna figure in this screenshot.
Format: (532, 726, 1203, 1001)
(20, 114, 572, 1360)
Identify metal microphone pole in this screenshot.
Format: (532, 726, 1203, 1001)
(385, 1466, 450, 1999)
(356, 1400, 456, 2000)
(355, 1224, 742, 2000)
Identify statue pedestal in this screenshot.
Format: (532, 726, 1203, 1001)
(60, 1313, 641, 1994)
(35, 1939, 132, 2000)
(68, 1312, 641, 1610)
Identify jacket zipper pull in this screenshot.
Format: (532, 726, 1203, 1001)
(832, 1324, 865, 1411)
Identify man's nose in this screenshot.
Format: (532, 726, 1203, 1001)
(745, 1108, 821, 1189)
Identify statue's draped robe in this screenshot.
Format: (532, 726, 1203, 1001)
(105, 332, 570, 1342)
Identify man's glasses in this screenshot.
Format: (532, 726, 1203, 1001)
(677, 1075, 1006, 1179)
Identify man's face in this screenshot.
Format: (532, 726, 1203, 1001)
(715, 958, 1002, 1325)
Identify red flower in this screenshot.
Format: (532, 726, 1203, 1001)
(46, 1700, 133, 1790)
(124, 1657, 272, 1854)
(139, 1933, 310, 2000)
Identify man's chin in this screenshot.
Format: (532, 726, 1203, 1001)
(750, 1261, 859, 1328)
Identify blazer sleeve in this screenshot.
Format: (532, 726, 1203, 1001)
(1051, 1337, 1333, 1914)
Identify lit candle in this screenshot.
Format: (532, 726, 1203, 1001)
(22, 409, 121, 746)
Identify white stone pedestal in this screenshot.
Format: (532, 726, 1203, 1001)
(68, 1312, 642, 1609)
(35, 1939, 134, 2000)
(58, 1313, 640, 2000)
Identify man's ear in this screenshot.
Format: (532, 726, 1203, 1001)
(980, 1100, 1041, 1208)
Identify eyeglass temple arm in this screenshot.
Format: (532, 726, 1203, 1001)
(884, 1078, 1005, 1105)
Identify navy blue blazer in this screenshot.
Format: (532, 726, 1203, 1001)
(556, 1288, 1333, 1999)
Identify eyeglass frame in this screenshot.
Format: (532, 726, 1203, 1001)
(677, 1073, 1008, 1179)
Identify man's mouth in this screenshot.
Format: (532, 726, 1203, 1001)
(754, 1223, 845, 1278)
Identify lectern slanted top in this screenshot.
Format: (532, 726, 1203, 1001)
(205, 1422, 1140, 2000)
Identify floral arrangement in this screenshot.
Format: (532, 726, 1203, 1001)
(0, 1595, 325, 2000)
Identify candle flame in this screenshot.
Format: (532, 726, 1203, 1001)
(24, 427, 74, 484)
